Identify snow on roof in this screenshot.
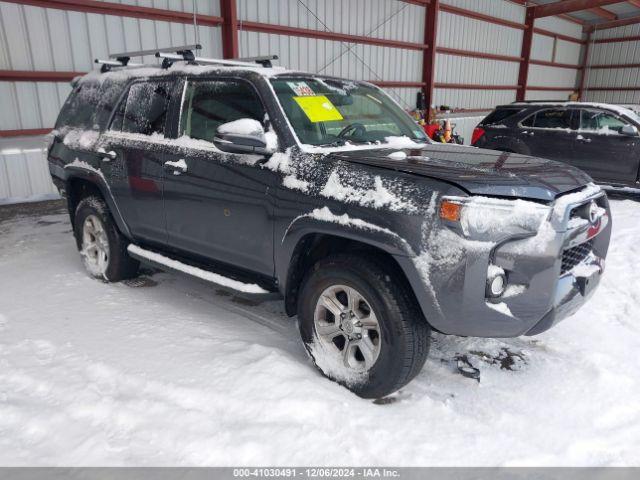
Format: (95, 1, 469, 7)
(510, 101, 640, 120)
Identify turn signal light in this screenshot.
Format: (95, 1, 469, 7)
(440, 200, 462, 222)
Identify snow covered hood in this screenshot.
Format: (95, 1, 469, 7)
(327, 144, 593, 202)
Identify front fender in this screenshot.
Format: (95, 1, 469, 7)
(276, 209, 416, 294)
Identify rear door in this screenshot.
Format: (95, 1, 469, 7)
(573, 108, 640, 185)
(518, 108, 579, 162)
(100, 79, 176, 244)
(161, 77, 277, 276)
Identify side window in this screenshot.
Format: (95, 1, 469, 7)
(580, 110, 630, 134)
(111, 81, 173, 135)
(530, 109, 575, 130)
(179, 79, 264, 143)
(55, 82, 100, 130)
(521, 113, 535, 127)
(482, 108, 523, 126)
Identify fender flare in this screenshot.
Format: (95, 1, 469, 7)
(63, 165, 133, 239)
(276, 212, 415, 296)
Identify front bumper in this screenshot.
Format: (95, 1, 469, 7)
(396, 186, 612, 338)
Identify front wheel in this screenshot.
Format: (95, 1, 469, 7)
(298, 254, 430, 398)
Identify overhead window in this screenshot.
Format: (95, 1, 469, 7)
(111, 81, 173, 135)
(179, 80, 265, 143)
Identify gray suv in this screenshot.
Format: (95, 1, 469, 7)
(47, 49, 612, 398)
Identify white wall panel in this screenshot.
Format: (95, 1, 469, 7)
(435, 54, 519, 86)
(592, 23, 640, 41)
(0, 3, 222, 71)
(583, 34, 640, 104)
(583, 90, 640, 104)
(528, 64, 578, 89)
(433, 88, 516, 110)
(239, 0, 425, 43)
(535, 16, 582, 40)
(441, 0, 523, 23)
(437, 11, 522, 57)
(0, 147, 58, 205)
(525, 89, 571, 101)
(91, 0, 221, 17)
(0, 82, 71, 131)
(238, 30, 422, 108)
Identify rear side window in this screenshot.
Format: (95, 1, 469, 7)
(481, 108, 522, 126)
(179, 79, 264, 143)
(111, 81, 173, 135)
(521, 109, 576, 130)
(55, 82, 100, 130)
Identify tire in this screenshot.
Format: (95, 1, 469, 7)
(298, 254, 430, 398)
(74, 195, 139, 282)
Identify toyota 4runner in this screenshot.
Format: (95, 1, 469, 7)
(48, 48, 612, 398)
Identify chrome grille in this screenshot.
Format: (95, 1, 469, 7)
(561, 240, 593, 275)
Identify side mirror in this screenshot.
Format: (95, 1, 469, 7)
(620, 125, 639, 136)
(214, 119, 276, 155)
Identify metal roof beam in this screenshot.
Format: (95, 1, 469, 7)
(534, 0, 624, 18)
(584, 13, 640, 30)
(588, 6, 618, 19)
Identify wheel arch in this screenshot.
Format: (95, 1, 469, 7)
(279, 219, 419, 318)
(64, 170, 132, 239)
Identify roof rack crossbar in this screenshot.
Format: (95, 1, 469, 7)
(156, 53, 268, 68)
(94, 58, 144, 73)
(237, 55, 279, 67)
(108, 44, 202, 61)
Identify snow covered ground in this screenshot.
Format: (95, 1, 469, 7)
(1, 199, 639, 466)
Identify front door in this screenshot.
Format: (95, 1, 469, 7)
(518, 108, 578, 164)
(161, 77, 277, 276)
(573, 108, 640, 185)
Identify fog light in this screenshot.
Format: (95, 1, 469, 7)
(487, 265, 507, 298)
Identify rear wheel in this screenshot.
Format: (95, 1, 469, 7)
(298, 254, 430, 398)
(74, 196, 139, 281)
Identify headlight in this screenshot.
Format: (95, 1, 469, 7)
(440, 196, 551, 241)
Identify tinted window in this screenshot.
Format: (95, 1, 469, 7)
(580, 110, 630, 134)
(526, 109, 575, 130)
(481, 108, 523, 126)
(55, 82, 100, 129)
(180, 80, 264, 143)
(111, 81, 172, 135)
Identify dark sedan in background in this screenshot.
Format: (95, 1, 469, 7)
(472, 101, 640, 194)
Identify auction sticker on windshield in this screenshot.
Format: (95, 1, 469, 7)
(293, 95, 344, 123)
(287, 81, 315, 96)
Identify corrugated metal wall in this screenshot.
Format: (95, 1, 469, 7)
(0, 0, 593, 203)
(526, 16, 582, 102)
(583, 25, 640, 104)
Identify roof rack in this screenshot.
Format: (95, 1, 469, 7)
(96, 45, 279, 72)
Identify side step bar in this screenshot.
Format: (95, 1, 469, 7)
(127, 244, 272, 295)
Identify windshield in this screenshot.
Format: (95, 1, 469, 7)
(270, 77, 428, 147)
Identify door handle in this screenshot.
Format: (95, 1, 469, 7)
(164, 159, 188, 175)
(96, 148, 117, 161)
(521, 130, 535, 136)
(576, 135, 591, 143)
